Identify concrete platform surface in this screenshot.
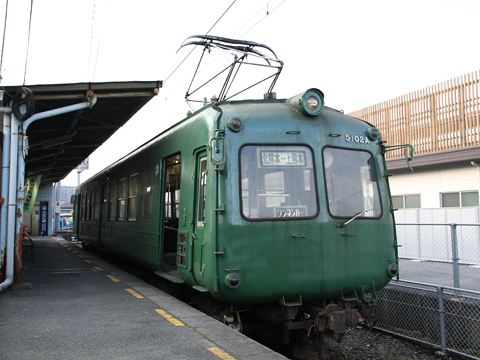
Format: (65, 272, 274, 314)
(0, 236, 287, 360)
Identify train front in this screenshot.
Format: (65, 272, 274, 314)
(188, 88, 399, 350)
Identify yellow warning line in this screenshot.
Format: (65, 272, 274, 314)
(155, 309, 184, 326)
(207, 347, 236, 360)
(72, 251, 77, 254)
(107, 275, 120, 282)
(77, 255, 84, 258)
(84, 260, 92, 264)
(94, 266, 104, 272)
(126, 289, 144, 299)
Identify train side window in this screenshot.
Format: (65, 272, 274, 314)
(128, 173, 138, 221)
(117, 178, 126, 221)
(163, 153, 181, 225)
(196, 157, 207, 226)
(94, 187, 101, 220)
(89, 191, 95, 220)
(102, 184, 108, 204)
(80, 194, 84, 220)
(82, 193, 87, 220)
(86, 192, 91, 220)
(108, 182, 116, 221)
(141, 167, 154, 221)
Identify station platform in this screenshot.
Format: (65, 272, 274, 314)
(0, 236, 286, 360)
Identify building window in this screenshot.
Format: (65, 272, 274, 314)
(392, 194, 421, 209)
(441, 191, 479, 207)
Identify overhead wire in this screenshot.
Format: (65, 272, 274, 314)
(91, 0, 106, 82)
(87, 0, 97, 82)
(230, 0, 274, 40)
(237, 0, 287, 39)
(163, 0, 237, 85)
(23, 0, 34, 85)
(164, 0, 288, 107)
(0, 0, 9, 82)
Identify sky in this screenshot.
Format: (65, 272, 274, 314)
(0, 0, 479, 186)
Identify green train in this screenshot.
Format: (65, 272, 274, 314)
(73, 87, 401, 354)
(73, 36, 407, 359)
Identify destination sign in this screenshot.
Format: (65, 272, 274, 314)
(261, 151, 306, 166)
(274, 206, 308, 218)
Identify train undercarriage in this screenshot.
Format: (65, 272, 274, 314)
(191, 294, 379, 360)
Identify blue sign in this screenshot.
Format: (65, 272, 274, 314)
(39, 201, 48, 236)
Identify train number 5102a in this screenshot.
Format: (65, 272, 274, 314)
(345, 134, 370, 144)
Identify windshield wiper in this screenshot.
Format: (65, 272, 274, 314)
(337, 208, 373, 228)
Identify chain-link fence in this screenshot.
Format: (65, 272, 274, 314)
(396, 223, 480, 291)
(375, 280, 480, 359)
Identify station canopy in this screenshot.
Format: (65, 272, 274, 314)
(1, 81, 161, 185)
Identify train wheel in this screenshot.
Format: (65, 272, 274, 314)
(220, 307, 242, 332)
(292, 330, 324, 360)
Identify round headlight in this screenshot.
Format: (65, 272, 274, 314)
(387, 263, 398, 277)
(287, 88, 325, 117)
(307, 96, 319, 110)
(367, 127, 380, 141)
(225, 273, 241, 289)
(232, 118, 242, 128)
(227, 117, 244, 132)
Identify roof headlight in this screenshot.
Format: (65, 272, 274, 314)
(307, 96, 319, 110)
(287, 88, 325, 117)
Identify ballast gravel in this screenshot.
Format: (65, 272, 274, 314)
(322, 327, 456, 360)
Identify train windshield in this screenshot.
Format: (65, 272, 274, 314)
(323, 147, 382, 218)
(240, 145, 318, 220)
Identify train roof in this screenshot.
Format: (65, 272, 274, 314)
(89, 94, 373, 181)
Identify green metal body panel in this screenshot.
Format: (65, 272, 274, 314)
(74, 95, 397, 307)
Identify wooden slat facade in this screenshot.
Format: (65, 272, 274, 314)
(348, 70, 480, 159)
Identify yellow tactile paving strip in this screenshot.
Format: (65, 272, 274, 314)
(54, 238, 241, 360)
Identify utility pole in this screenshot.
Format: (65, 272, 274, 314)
(76, 158, 89, 186)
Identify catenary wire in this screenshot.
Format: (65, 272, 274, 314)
(164, 0, 237, 84)
(87, 1, 97, 82)
(164, 0, 287, 105)
(230, 0, 274, 39)
(0, 0, 9, 82)
(237, 0, 286, 39)
(23, 0, 34, 85)
(92, 0, 106, 82)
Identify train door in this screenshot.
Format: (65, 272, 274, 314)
(161, 153, 181, 271)
(192, 152, 207, 284)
